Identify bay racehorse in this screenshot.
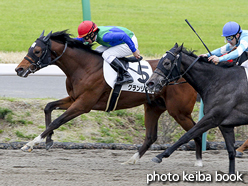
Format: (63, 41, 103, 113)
(236, 139, 248, 157)
(146, 43, 248, 174)
(15, 31, 202, 165)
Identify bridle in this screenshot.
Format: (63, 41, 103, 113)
(24, 36, 68, 74)
(155, 50, 200, 86)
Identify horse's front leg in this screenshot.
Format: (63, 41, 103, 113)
(44, 96, 73, 150)
(171, 113, 203, 167)
(218, 125, 236, 174)
(162, 90, 202, 167)
(21, 98, 85, 152)
(152, 114, 217, 164)
(122, 102, 164, 164)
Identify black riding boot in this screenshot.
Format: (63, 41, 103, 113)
(110, 58, 134, 85)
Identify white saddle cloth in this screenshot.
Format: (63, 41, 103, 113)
(103, 60, 153, 94)
(241, 60, 248, 81)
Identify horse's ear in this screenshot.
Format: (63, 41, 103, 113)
(175, 44, 184, 54)
(39, 30, 45, 38)
(174, 43, 178, 48)
(43, 31, 52, 42)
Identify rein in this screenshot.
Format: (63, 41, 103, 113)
(51, 42, 68, 64)
(168, 56, 200, 85)
(181, 56, 200, 77)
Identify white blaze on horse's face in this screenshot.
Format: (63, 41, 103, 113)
(31, 42, 36, 48)
(162, 53, 167, 58)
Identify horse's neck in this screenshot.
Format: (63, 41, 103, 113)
(181, 56, 214, 97)
(146, 59, 159, 71)
(52, 45, 103, 77)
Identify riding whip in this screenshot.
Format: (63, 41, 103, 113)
(185, 19, 212, 56)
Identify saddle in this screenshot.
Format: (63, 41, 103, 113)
(104, 56, 152, 112)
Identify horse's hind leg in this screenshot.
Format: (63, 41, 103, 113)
(236, 139, 248, 157)
(44, 97, 73, 150)
(122, 102, 164, 164)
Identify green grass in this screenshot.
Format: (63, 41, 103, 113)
(15, 130, 38, 140)
(1, 0, 248, 56)
(0, 107, 12, 119)
(1, 97, 248, 144)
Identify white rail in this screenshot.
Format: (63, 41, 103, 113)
(0, 64, 64, 76)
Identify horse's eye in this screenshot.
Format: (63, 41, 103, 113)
(34, 50, 42, 56)
(164, 61, 170, 66)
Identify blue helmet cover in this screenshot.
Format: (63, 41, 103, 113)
(222, 21, 242, 37)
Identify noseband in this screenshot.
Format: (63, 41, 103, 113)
(24, 38, 68, 73)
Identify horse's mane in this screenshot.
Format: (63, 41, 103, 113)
(181, 47, 198, 58)
(181, 46, 235, 68)
(50, 30, 101, 56)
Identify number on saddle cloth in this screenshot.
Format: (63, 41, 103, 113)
(118, 56, 143, 78)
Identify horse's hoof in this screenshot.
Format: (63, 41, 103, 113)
(121, 159, 137, 165)
(194, 160, 203, 167)
(21, 145, 33, 152)
(236, 151, 243, 158)
(121, 161, 133, 165)
(121, 152, 139, 165)
(46, 141, 54, 150)
(152, 157, 162, 163)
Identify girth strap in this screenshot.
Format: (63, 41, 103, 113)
(105, 84, 122, 112)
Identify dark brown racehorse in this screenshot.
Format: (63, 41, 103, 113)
(146, 43, 248, 174)
(15, 30, 202, 165)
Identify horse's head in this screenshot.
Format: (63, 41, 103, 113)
(146, 43, 183, 92)
(15, 30, 53, 77)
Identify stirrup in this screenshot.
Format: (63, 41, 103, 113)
(116, 75, 133, 85)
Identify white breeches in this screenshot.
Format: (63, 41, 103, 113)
(95, 35, 138, 64)
(241, 59, 248, 68)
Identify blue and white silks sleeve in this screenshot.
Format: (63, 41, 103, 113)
(207, 36, 248, 62)
(207, 44, 234, 58)
(219, 39, 248, 62)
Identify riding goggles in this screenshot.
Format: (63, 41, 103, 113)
(83, 34, 91, 40)
(225, 35, 235, 41)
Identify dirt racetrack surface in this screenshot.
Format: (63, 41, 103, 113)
(1, 149, 248, 186)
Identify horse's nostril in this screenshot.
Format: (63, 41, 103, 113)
(146, 81, 154, 87)
(15, 67, 22, 73)
(15, 67, 24, 76)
